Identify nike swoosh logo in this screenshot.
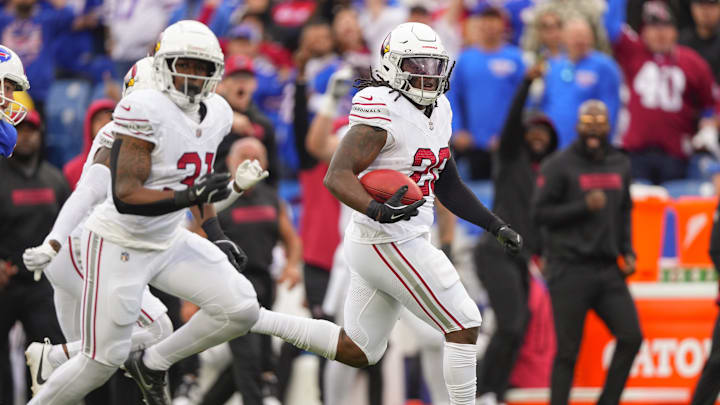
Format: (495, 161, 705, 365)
(36, 345, 47, 385)
(360, 95, 373, 101)
(196, 186, 206, 195)
(120, 105, 131, 111)
(390, 213, 405, 220)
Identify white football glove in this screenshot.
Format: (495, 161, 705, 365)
(692, 125, 720, 159)
(234, 159, 269, 191)
(22, 242, 58, 281)
(318, 65, 354, 117)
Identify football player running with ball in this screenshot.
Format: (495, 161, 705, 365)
(322, 23, 522, 405)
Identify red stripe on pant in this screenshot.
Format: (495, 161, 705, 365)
(141, 309, 154, 323)
(91, 237, 104, 359)
(390, 242, 465, 330)
(372, 244, 446, 333)
(68, 236, 83, 279)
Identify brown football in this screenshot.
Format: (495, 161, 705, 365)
(360, 169, 424, 205)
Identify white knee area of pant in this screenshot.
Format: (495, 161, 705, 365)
(103, 338, 133, 368)
(443, 342, 477, 405)
(342, 319, 387, 366)
(203, 300, 260, 336)
(364, 341, 387, 366)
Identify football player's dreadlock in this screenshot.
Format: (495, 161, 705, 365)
(354, 61, 456, 118)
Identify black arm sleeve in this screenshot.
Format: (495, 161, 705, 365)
(498, 78, 532, 160)
(110, 138, 189, 216)
(293, 81, 318, 170)
(201, 216, 225, 242)
(434, 157, 505, 233)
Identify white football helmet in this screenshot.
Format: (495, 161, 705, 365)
(153, 20, 224, 109)
(122, 57, 158, 98)
(0, 45, 30, 125)
(377, 23, 451, 106)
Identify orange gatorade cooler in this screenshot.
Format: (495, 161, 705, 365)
(629, 197, 669, 282)
(672, 197, 718, 269)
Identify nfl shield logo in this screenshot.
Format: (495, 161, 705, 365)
(428, 121, 434, 131)
(120, 252, 129, 262)
(196, 129, 202, 138)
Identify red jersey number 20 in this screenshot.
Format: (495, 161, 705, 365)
(410, 147, 450, 196)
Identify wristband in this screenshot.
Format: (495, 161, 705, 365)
(201, 217, 225, 242)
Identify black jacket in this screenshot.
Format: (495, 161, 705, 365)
(0, 159, 70, 282)
(532, 140, 634, 264)
(482, 77, 558, 259)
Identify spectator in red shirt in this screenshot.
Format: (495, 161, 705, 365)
(607, 0, 718, 184)
(61, 99, 115, 190)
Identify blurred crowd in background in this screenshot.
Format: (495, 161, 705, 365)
(3, 0, 720, 404)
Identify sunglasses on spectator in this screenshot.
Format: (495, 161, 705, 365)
(579, 115, 607, 124)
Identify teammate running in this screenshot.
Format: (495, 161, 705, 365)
(22, 58, 172, 397)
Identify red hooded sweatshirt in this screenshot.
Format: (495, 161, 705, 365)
(62, 99, 117, 190)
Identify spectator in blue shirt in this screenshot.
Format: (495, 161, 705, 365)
(0, 0, 75, 109)
(539, 17, 621, 147)
(52, 0, 116, 88)
(448, 5, 526, 180)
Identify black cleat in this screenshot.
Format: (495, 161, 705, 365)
(124, 350, 171, 405)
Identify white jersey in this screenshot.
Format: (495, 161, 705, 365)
(346, 86, 452, 244)
(85, 89, 233, 250)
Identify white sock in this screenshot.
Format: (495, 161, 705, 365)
(143, 345, 173, 371)
(443, 342, 477, 405)
(250, 308, 341, 360)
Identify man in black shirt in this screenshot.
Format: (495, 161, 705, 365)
(474, 63, 557, 404)
(198, 137, 301, 405)
(679, 0, 720, 81)
(0, 111, 68, 402)
(532, 100, 643, 405)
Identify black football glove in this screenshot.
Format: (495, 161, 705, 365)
(214, 239, 248, 272)
(175, 172, 232, 207)
(493, 225, 523, 256)
(365, 185, 426, 224)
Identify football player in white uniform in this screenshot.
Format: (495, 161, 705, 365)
(21, 57, 175, 397)
(322, 23, 522, 405)
(26, 21, 343, 405)
(0, 45, 30, 157)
